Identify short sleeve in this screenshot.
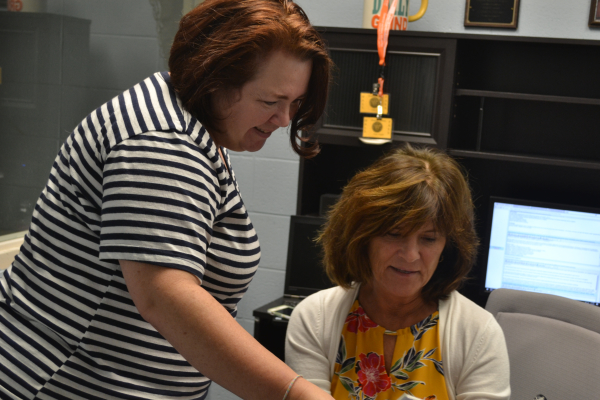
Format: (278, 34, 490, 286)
(99, 132, 222, 282)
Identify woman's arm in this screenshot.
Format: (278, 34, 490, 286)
(454, 317, 511, 400)
(120, 260, 333, 400)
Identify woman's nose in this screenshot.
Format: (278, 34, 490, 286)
(398, 240, 420, 263)
(271, 105, 292, 127)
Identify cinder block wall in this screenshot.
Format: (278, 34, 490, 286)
(228, 133, 300, 329)
(47, 0, 163, 120)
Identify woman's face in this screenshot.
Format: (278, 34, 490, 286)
(367, 222, 446, 304)
(211, 50, 312, 152)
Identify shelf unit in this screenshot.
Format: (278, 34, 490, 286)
(455, 89, 600, 106)
(449, 35, 600, 304)
(299, 28, 600, 307)
(451, 36, 600, 161)
(448, 149, 600, 171)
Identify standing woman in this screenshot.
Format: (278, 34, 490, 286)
(0, 1, 333, 399)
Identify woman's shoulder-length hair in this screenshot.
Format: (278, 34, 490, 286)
(168, 0, 332, 158)
(319, 144, 479, 302)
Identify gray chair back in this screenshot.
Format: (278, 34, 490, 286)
(485, 288, 600, 400)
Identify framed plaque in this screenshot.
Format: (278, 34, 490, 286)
(464, 0, 520, 29)
(590, 0, 600, 27)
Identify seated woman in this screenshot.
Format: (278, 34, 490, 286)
(285, 145, 510, 400)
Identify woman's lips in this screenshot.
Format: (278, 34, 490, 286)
(254, 127, 273, 138)
(390, 266, 417, 274)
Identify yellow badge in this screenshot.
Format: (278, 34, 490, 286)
(359, 93, 389, 115)
(362, 117, 393, 140)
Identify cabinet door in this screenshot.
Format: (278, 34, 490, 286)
(316, 28, 456, 148)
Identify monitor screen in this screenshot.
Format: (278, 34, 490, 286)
(484, 197, 600, 306)
(284, 215, 333, 297)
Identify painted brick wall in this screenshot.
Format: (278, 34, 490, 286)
(47, 0, 163, 120)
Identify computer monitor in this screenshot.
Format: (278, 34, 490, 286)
(283, 215, 333, 298)
(483, 196, 600, 306)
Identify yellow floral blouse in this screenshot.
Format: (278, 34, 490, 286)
(331, 300, 449, 400)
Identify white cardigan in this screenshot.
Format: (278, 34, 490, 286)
(285, 285, 510, 400)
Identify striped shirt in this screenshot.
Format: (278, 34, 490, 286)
(0, 72, 260, 399)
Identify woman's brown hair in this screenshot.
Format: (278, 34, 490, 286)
(320, 144, 479, 301)
(169, 0, 332, 158)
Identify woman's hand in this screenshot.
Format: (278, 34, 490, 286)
(120, 260, 334, 400)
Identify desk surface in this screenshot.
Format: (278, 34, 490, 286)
(253, 297, 286, 321)
(253, 297, 289, 360)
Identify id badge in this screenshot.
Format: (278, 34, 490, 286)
(362, 116, 393, 140)
(359, 92, 389, 115)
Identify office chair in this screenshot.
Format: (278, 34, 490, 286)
(485, 288, 600, 400)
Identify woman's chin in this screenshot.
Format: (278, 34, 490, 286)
(242, 140, 268, 152)
(368, 284, 423, 305)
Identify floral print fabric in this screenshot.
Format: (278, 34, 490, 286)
(331, 300, 448, 400)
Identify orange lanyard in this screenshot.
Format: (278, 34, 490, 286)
(376, 0, 398, 97)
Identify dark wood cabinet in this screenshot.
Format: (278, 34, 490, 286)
(313, 27, 456, 149)
(450, 36, 600, 163)
(447, 35, 600, 306)
(301, 28, 600, 307)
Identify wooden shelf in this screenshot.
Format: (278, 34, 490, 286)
(315, 127, 438, 147)
(455, 89, 600, 106)
(448, 149, 600, 170)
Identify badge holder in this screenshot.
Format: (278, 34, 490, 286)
(360, 82, 393, 145)
(359, 0, 398, 145)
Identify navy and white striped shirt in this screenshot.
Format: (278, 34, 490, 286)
(0, 72, 260, 399)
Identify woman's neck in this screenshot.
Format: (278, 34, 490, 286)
(217, 147, 230, 174)
(358, 283, 437, 331)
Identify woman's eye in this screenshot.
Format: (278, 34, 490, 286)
(263, 101, 277, 106)
(423, 236, 437, 243)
